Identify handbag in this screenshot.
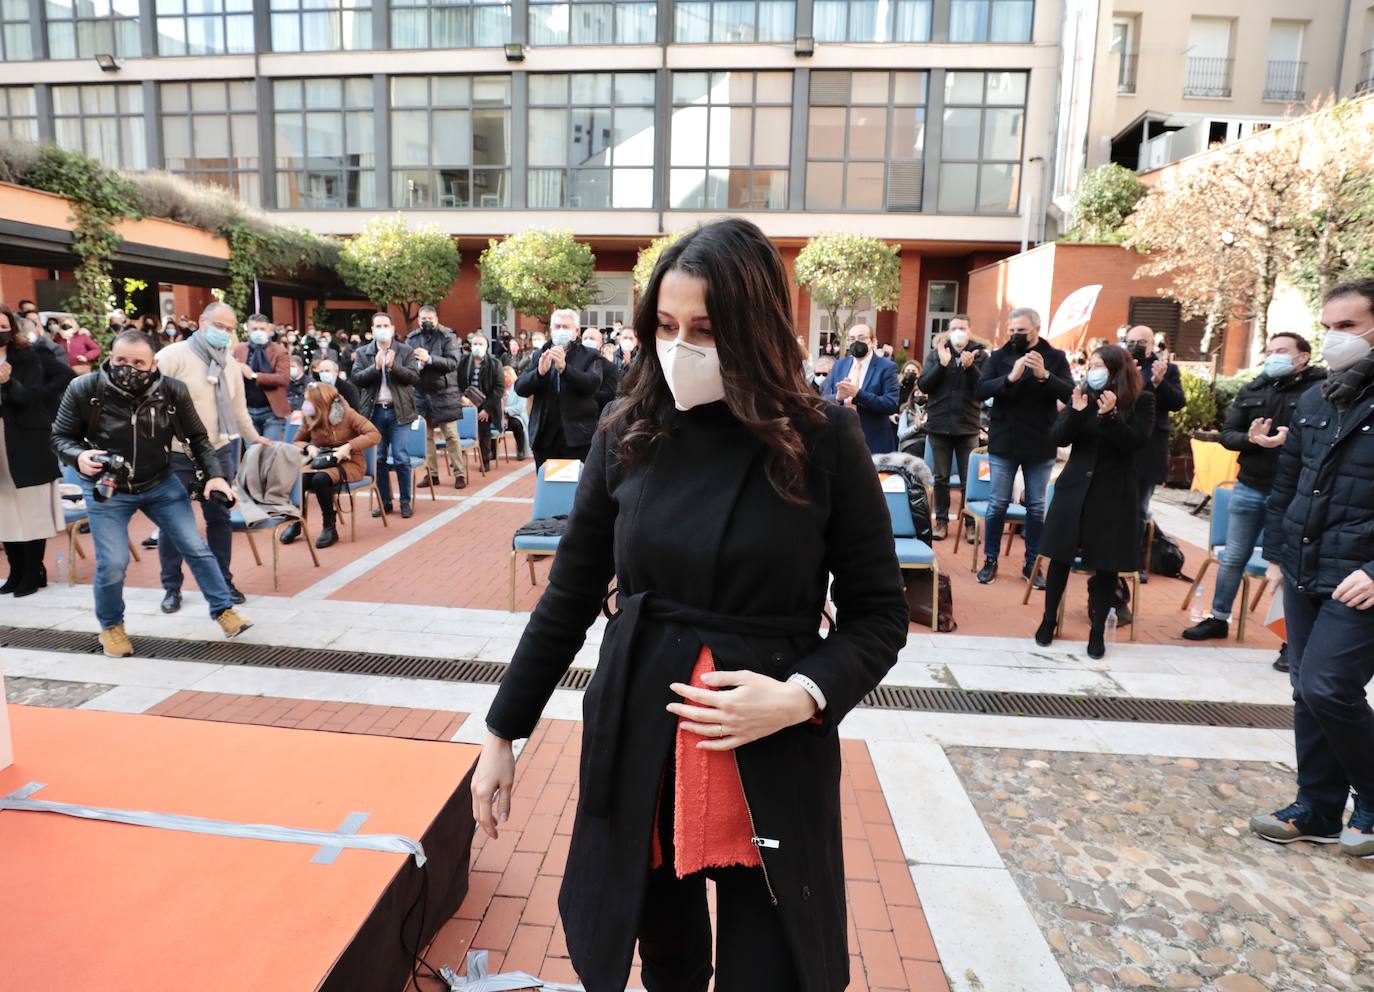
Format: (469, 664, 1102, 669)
(463, 385, 487, 408)
(310, 451, 340, 470)
(902, 571, 956, 632)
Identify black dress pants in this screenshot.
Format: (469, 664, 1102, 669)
(636, 757, 799, 992)
(304, 469, 338, 527)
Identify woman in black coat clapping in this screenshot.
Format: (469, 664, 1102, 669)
(1035, 344, 1155, 658)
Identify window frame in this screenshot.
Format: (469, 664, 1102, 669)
(390, 0, 513, 50)
(272, 77, 378, 210)
(45, 0, 142, 59)
(947, 0, 1034, 44)
(0, 86, 38, 143)
(389, 74, 513, 209)
(155, 0, 255, 56)
(268, 0, 374, 52)
(672, 0, 796, 44)
(159, 80, 261, 205)
(936, 69, 1027, 216)
(811, 0, 932, 43)
(51, 83, 147, 171)
(527, 0, 656, 46)
(0, 0, 33, 61)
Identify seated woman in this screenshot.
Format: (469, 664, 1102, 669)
(1035, 344, 1155, 658)
(501, 365, 529, 460)
(281, 382, 380, 549)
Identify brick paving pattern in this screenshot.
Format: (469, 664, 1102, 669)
(146, 690, 469, 741)
(947, 747, 1374, 991)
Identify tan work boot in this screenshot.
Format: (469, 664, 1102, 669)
(215, 608, 253, 638)
(99, 625, 134, 658)
(931, 519, 948, 541)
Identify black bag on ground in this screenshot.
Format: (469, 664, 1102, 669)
(902, 571, 956, 632)
(1149, 529, 1187, 578)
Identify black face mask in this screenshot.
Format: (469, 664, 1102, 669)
(0, 331, 12, 347)
(1009, 333, 1031, 355)
(902, 372, 917, 386)
(420, 320, 435, 332)
(1128, 343, 1147, 363)
(108, 362, 154, 394)
(849, 341, 870, 360)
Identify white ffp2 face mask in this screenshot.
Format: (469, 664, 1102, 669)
(1322, 329, 1374, 372)
(657, 336, 725, 411)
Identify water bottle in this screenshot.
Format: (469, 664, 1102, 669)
(54, 551, 65, 580)
(1188, 583, 1208, 623)
(1105, 608, 1118, 645)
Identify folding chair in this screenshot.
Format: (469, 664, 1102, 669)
(60, 465, 141, 585)
(230, 469, 320, 591)
(509, 460, 582, 610)
(881, 473, 940, 628)
(458, 406, 485, 477)
(959, 452, 1026, 571)
(401, 418, 438, 503)
(314, 444, 388, 542)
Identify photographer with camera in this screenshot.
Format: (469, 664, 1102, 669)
(281, 381, 380, 549)
(50, 330, 253, 658)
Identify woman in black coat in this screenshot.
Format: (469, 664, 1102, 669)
(1035, 344, 1155, 658)
(473, 219, 909, 992)
(0, 304, 65, 596)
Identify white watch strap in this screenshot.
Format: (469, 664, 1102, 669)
(787, 673, 827, 712)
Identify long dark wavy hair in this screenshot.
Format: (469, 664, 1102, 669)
(1092, 343, 1142, 411)
(605, 218, 829, 503)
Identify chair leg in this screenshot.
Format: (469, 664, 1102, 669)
(67, 526, 80, 586)
(374, 485, 389, 528)
(1056, 577, 1068, 635)
(1003, 522, 1018, 558)
(1237, 576, 1250, 643)
(1179, 557, 1215, 610)
(509, 551, 518, 611)
(930, 564, 940, 631)
(1248, 577, 1270, 614)
(301, 518, 321, 568)
(244, 529, 263, 567)
(1143, 519, 1156, 575)
(270, 528, 281, 592)
(1021, 555, 1046, 606)
(528, 555, 538, 587)
(1129, 572, 1139, 642)
(127, 538, 142, 563)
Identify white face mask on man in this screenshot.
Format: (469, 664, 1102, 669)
(656, 335, 725, 411)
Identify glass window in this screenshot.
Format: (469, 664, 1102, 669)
(388, 75, 511, 208)
(1, 0, 33, 61)
(392, 0, 511, 49)
(273, 78, 376, 208)
(669, 71, 791, 211)
(46, 0, 141, 58)
(159, 81, 261, 205)
(938, 70, 1026, 214)
(805, 71, 926, 212)
(155, 0, 254, 55)
(948, 0, 1032, 43)
(529, 0, 655, 45)
(813, 0, 930, 43)
(0, 86, 37, 142)
(51, 84, 146, 169)
(270, 0, 373, 51)
(527, 72, 655, 209)
(674, 0, 793, 42)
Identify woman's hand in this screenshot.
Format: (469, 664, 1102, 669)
(667, 670, 818, 752)
(472, 731, 516, 839)
(1071, 386, 1088, 412)
(1096, 390, 1117, 416)
(306, 444, 320, 458)
(335, 443, 352, 462)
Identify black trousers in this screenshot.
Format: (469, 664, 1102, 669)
(1041, 560, 1119, 634)
(533, 442, 591, 469)
(926, 432, 978, 521)
(305, 470, 338, 527)
(1284, 583, 1374, 818)
(637, 755, 798, 992)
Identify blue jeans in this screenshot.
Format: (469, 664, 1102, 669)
(249, 405, 286, 442)
(160, 444, 238, 592)
(1283, 581, 1374, 818)
(1210, 481, 1268, 620)
(372, 406, 413, 509)
(84, 474, 233, 629)
(983, 454, 1055, 565)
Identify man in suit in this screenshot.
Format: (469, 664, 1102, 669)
(820, 323, 899, 454)
(515, 308, 605, 468)
(1125, 324, 1185, 580)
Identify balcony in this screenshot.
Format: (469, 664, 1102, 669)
(1184, 56, 1233, 98)
(1263, 60, 1306, 101)
(1358, 49, 1374, 95)
(1117, 52, 1138, 94)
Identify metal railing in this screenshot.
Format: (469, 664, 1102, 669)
(1263, 59, 1306, 101)
(1184, 56, 1233, 98)
(1357, 49, 1374, 95)
(1117, 52, 1138, 93)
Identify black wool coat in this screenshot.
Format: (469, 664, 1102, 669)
(1, 346, 62, 488)
(1038, 390, 1156, 573)
(975, 340, 1075, 462)
(1136, 357, 1185, 486)
(513, 342, 605, 449)
(918, 343, 987, 437)
(1263, 380, 1374, 594)
(485, 401, 909, 992)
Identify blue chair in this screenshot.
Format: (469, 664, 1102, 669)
(321, 443, 388, 542)
(457, 406, 484, 477)
(959, 451, 1028, 571)
(401, 418, 437, 503)
(59, 464, 141, 585)
(283, 421, 299, 443)
(1177, 482, 1269, 642)
(881, 473, 941, 628)
(230, 467, 320, 591)
(509, 461, 582, 610)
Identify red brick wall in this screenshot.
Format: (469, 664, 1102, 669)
(0, 264, 44, 308)
(170, 285, 214, 322)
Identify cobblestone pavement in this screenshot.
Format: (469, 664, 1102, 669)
(947, 747, 1374, 991)
(4, 676, 111, 708)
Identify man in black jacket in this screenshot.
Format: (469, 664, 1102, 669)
(974, 307, 1074, 584)
(408, 305, 467, 489)
(49, 331, 252, 658)
(456, 332, 505, 473)
(918, 315, 986, 540)
(1184, 332, 1325, 649)
(1125, 324, 1185, 572)
(351, 313, 421, 517)
(1249, 281, 1374, 861)
(515, 308, 605, 468)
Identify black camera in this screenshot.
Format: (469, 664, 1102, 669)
(90, 453, 130, 502)
(189, 473, 237, 508)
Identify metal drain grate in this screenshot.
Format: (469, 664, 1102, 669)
(0, 626, 1293, 729)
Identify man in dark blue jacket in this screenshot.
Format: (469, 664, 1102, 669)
(1249, 280, 1374, 861)
(974, 307, 1074, 585)
(821, 323, 899, 454)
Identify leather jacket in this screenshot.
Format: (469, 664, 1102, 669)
(50, 364, 225, 494)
